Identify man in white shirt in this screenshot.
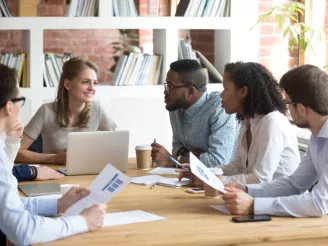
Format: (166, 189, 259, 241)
(0, 64, 107, 245)
(222, 64, 328, 217)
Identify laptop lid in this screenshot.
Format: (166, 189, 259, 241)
(65, 131, 129, 175)
(18, 183, 61, 197)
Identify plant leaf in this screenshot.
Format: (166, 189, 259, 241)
(283, 27, 290, 38)
(276, 14, 284, 29)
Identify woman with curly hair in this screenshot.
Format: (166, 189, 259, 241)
(16, 57, 116, 164)
(179, 62, 300, 185)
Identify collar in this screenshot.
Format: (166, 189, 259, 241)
(316, 119, 328, 138)
(183, 92, 207, 116)
(249, 114, 264, 126)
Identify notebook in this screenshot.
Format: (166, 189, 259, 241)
(131, 175, 190, 188)
(18, 183, 61, 197)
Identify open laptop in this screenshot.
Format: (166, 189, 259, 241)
(57, 131, 129, 175)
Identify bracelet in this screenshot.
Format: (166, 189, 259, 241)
(30, 166, 38, 180)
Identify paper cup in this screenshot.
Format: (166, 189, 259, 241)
(135, 145, 152, 170)
(60, 184, 80, 196)
(204, 168, 223, 198)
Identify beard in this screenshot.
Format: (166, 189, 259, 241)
(165, 98, 188, 111)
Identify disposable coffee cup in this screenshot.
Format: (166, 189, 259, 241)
(204, 168, 223, 198)
(60, 184, 80, 196)
(135, 145, 152, 170)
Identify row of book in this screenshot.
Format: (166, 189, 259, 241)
(0, 0, 11, 17)
(112, 0, 138, 17)
(176, 0, 231, 17)
(0, 52, 27, 87)
(43, 52, 73, 87)
(66, 0, 99, 17)
(112, 53, 163, 86)
(178, 39, 223, 83)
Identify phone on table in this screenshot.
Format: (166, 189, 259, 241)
(232, 215, 272, 223)
(186, 187, 204, 194)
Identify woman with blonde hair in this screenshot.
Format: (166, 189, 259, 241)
(16, 57, 116, 164)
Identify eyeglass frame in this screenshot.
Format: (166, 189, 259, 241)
(163, 82, 194, 93)
(0, 96, 26, 109)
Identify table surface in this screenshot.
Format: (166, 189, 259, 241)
(23, 159, 328, 246)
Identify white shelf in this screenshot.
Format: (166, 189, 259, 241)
(0, 17, 250, 30)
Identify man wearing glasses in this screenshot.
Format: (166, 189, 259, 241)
(222, 64, 328, 217)
(0, 64, 106, 245)
(152, 59, 238, 168)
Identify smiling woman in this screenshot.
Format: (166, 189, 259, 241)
(15, 57, 117, 165)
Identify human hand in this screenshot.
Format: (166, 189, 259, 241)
(222, 187, 254, 215)
(151, 142, 172, 167)
(224, 183, 247, 192)
(57, 186, 90, 213)
(35, 166, 64, 181)
(80, 204, 107, 231)
(7, 122, 24, 138)
(176, 163, 203, 187)
(191, 149, 204, 157)
(52, 149, 67, 164)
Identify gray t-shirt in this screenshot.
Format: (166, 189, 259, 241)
(24, 100, 117, 154)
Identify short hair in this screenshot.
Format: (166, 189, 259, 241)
(170, 59, 207, 91)
(0, 64, 18, 109)
(280, 64, 328, 115)
(224, 61, 286, 121)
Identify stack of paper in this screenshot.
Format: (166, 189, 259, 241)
(131, 175, 190, 187)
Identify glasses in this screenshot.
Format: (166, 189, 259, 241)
(0, 96, 26, 109)
(163, 83, 191, 93)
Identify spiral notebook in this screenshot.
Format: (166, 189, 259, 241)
(131, 175, 190, 188)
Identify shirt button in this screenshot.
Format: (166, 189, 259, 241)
(185, 137, 188, 140)
(188, 121, 190, 123)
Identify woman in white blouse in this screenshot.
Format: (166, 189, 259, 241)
(179, 61, 300, 185)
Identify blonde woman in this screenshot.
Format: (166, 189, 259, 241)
(16, 57, 116, 164)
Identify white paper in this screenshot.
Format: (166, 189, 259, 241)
(189, 153, 226, 193)
(148, 167, 179, 175)
(131, 175, 189, 187)
(104, 210, 165, 227)
(64, 164, 131, 216)
(210, 205, 231, 215)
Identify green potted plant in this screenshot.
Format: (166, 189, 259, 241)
(252, 2, 323, 64)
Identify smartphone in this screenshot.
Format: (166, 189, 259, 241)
(186, 187, 204, 194)
(232, 215, 272, 223)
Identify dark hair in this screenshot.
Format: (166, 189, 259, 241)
(0, 64, 18, 109)
(170, 59, 207, 91)
(224, 61, 286, 121)
(280, 64, 328, 115)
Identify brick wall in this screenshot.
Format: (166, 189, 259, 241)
(257, 0, 299, 78)
(0, 0, 300, 84)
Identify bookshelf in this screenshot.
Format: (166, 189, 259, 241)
(1, 0, 259, 156)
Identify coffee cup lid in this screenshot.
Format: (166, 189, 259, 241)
(209, 168, 223, 175)
(135, 145, 152, 150)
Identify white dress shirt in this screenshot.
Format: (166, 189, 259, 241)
(247, 119, 328, 217)
(0, 136, 88, 245)
(221, 112, 300, 185)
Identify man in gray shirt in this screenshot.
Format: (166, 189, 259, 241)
(152, 59, 238, 167)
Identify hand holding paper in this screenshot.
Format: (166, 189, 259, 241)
(63, 164, 131, 216)
(189, 153, 226, 193)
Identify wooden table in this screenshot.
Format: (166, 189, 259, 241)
(26, 159, 328, 245)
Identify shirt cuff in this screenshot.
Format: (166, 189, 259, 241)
(254, 197, 275, 215)
(199, 153, 209, 167)
(62, 215, 88, 234)
(38, 198, 59, 216)
(246, 184, 263, 197)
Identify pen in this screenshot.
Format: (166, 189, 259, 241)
(169, 156, 189, 171)
(152, 138, 156, 167)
